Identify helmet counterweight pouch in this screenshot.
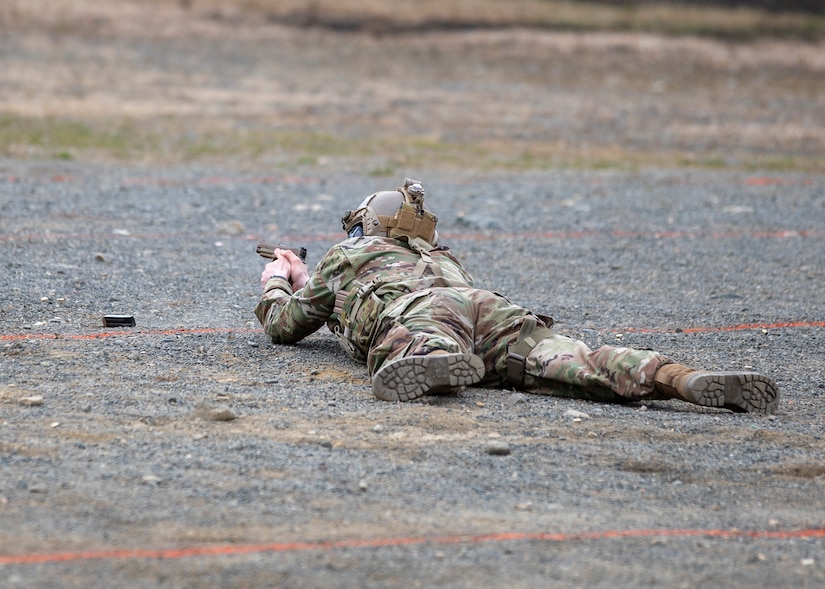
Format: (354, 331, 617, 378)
(341, 178, 438, 246)
(387, 202, 437, 245)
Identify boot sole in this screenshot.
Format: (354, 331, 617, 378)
(372, 353, 485, 402)
(683, 371, 779, 415)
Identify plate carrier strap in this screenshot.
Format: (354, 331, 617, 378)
(331, 238, 448, 361)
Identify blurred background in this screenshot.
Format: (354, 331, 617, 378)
(1, 0, 823, 174)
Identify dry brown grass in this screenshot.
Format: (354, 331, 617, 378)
(2, 1, 824, 172)
(245, 0, 825, 39)
(3, 0, 824, 40)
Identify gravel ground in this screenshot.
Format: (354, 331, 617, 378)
(2, 2, 825, 586)
(1, 160, 824, 587)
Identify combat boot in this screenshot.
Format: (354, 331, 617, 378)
(372, 352, 485, 402)
(652, 364, 779, 415)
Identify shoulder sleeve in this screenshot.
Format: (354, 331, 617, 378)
(434, 247, 474, 287)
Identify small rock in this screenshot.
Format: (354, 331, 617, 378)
(94, 253, 107, 262)
(19, 395, 44, 406)
(372, 424, 384, 433)
(218, 220, 245, 236)
(486, 440, 511, 456)
(506, 392, 528, 405)
(28, 484, 48, 494)
(358, 480, 368, 491)
(4, 343, 24, 356)
(455, 213, 504, 231)
(565, 409, 591, 420)
(193, 401, 236, 421)
(515, 502, 533, 511)
(207, 406, 236, 421)
(141, 474, 162, 486)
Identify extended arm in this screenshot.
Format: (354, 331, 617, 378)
(254, 248, 336, 344)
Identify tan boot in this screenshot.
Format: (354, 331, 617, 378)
(372, 352, 485, 402)
(653, 363, 779, 415)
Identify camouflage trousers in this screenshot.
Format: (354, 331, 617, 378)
(365, 287, 671, 402)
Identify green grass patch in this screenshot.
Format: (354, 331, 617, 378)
(0, 116, 149, 160)
(1, 114, 822, 173)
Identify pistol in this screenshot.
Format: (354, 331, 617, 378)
(256, 241, 307, 263)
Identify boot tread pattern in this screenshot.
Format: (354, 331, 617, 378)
(685, 371, 778, 415)
(372, 353, 485, 402)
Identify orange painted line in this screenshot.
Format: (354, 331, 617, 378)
(746, 176, 815, 186)
(2, 321, 823, 342)
(619, 321, 825, 334)
(0, 328, 260, 342)
(3, 228, 825, 244)
(4, 174, 819, 187)
(1, 527, 823, 566)
(0, 232, 191, 243)
(441, 229, 825, 241)
(120, 174, 321, 186)
(0, 174, 322, 186)
(680, 321, 825, 333)
(0, 231, 343, 244)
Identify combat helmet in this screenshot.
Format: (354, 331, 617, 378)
(341, 178, 438, 246)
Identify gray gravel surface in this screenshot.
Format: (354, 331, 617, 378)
(1, 159, 824, 587)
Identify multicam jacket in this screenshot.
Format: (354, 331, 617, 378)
(255, 235, 671, 401)
(254, 235, 474, 358)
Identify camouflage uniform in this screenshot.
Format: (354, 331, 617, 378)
(255, 235, 671, 402)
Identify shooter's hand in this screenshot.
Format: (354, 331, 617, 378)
(260, 248, 309, 291)
(280, 247, 309, 290)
